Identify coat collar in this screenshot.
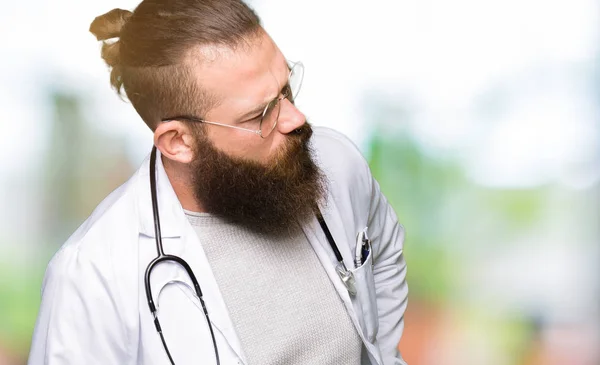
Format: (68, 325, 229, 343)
(135, 149, 186, 238)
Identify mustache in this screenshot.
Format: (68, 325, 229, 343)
(272, 123, 313, 161)
(293, 123, 313, 140)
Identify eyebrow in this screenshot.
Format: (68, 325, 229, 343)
(238, 103, 268, 121)
(237, 62, 292, 121)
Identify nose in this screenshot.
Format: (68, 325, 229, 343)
(276, 98, 306, 134)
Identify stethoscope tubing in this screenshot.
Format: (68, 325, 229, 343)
(145, 147, 220, 365)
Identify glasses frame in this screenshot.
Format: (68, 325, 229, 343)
(161, 60, 304, 139)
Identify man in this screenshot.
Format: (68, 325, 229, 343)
(28, 1, 408, 364)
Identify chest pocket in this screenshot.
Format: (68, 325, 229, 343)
(350, 249, 379, 342)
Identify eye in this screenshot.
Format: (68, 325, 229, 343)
(283, 84, 292, 96)
(242, 115, 262, 124)
(282, 84, 294, 103)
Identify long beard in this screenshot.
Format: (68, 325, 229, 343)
(189, 124, 327, 237)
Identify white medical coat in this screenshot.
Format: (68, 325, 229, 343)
(28, 127, 409, 365)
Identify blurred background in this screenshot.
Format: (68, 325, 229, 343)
(1, 0, 598, 364)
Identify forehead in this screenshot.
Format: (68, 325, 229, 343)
(193, 32, 288, 119)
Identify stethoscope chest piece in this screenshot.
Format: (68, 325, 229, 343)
(335, 263, 357, 296)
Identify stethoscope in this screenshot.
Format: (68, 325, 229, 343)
(144, 146, 355, 365)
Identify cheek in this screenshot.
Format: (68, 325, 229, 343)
(267, 133, 289, 158)
(208, 129, 274, 161)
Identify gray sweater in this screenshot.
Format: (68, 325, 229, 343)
(185, 211, 362, 365)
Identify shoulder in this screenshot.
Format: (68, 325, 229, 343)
(311, 126, 373, 215)
(43, 171, 141, 293)
(32, 175, 141, 362)
(34, 166, 148, 357)
(311, 127, 371, 181)
(311, 127, 368, 168)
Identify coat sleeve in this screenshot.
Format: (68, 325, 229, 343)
(28, 242, 132, 365)
(367, 175, 409, 365)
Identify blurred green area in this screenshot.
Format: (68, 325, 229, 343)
(0, 262, 45, 358)
(368, 129, 548, 304)
(365, 113, 578, 364)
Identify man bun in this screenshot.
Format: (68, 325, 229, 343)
(89, 8, 133, 41)
(89, 8, 133, 92)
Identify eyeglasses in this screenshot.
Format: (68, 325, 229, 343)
(162, 61, 304, 139)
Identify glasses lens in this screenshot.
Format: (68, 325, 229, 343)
(260, 98, 281, 138)
(288, 61, 304, 101)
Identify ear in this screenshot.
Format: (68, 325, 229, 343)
(154, 121, 195, 164)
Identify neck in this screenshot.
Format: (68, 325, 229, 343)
(162, 155, 206, 213)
